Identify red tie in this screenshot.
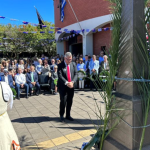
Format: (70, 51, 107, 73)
(67, 65, 71, 82)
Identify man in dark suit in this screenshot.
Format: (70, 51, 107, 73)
(57, 52, 77, 122)
(84, 55, 90, 88)
(0, 69, 14, 88)
(26, 66, 40, 96)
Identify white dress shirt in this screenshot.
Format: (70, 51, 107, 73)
(4, 75, 9, 85)
(15, 73, 26, 84)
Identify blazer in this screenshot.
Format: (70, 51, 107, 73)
(0, 75, 14, 88)
(99, 61, 110, 73)
(57, 61, 77, 90)
(26, 71, 38, 84)
(89, 60, 99, 74)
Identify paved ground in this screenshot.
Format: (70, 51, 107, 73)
(8, 90, 105, 150)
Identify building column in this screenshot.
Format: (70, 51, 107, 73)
(56, 42, 64, 56)
(82, 34, 93, 56)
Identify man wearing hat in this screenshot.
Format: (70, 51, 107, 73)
(0, 69, 14, 88)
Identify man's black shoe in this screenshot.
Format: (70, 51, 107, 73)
(36, 91, 39, 96)
(26, 96, 29, 99)
(60, 116, 65, 122)
(17, 97, 20, 100)
(66, 116, 74, 121)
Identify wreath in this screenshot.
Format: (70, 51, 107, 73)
(99, 70, 109, 82)
(78, 70, 86, 80)
(54, 79, 58, 85)
(11, 88, 17, 100)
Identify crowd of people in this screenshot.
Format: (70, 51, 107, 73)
(0, 51, 110, 100)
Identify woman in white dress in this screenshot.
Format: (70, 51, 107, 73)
(0, 81, 20, 150)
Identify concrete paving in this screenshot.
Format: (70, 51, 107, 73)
(8, 90, 105, 150)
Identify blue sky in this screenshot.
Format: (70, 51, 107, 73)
(0, 0, 54, 25)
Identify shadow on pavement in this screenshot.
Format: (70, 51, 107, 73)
(12, 116, 103, 125)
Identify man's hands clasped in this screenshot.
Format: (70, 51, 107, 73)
(67, 82, 74, 88)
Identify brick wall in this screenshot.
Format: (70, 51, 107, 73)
(93, 24, 111, 55)
(54, 0, 110, 28)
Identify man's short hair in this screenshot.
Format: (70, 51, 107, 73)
(4, 69, 8, 73)
(18, 67, 22, 70)
(103, 55, 108, 59)
(65, 52, 72, 58)
(54, 65, 58, 69)
(92, 55, 96, 58)
(85, 55, 88, 57)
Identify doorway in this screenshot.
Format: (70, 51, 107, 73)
(70, 43, 83, 56)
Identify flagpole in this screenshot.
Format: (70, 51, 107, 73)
(67, 0, 84, 35)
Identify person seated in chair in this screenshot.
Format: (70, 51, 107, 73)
(26, 65, 40, 96)
(0, 69, 15, 88)
(15, 68, 29, 100)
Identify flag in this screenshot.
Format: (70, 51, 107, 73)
(42, 25, 47, 27)
(66, 31, 70, 33)
(0, 16, 5, 19)
(40, 31, 45, 33)
(22, 21, 29, 24)
(98, 28, 102, 32)
(34, 24, 38, 26)
(86, 29, 90, 32)
(48, 31, 54, 33)
(35, 7, 44, 29)
(92, 29, 96, 32)
(23, 32, 28, 34)
(57, 31, 62, 34)
(77, 30, 81, 34)
(104, 28, 109, 31)
(10, 19, 17, 21)
(64, 29, 68, 32)
(61, 0, 67, 22)
(57, 28, 61, 30)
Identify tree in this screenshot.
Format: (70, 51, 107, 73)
(0, 22, 56, 59)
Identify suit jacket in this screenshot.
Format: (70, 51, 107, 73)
(89, 60, 99, 74)
(26, 71, 38, 84)
(57, 61, 77, 90)
(0, 75, 14, 88)
(84, 60, 89, 69)
(99, 61, 110, 73)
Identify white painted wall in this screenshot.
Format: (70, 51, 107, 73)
(56, 42, 64, 55)
(83, 34, 93, 56)
(55, 14, 112, 55)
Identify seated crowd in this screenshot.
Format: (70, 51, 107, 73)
(0, 51, 112, 100)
